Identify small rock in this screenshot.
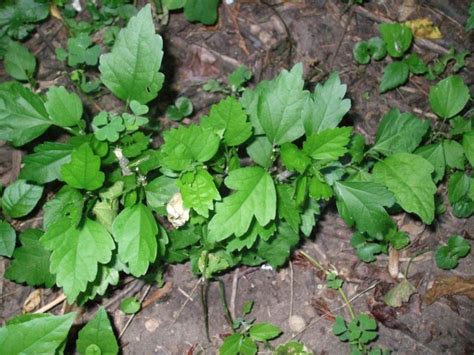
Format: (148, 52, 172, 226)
(144, 318, 160, 333)
(288, 314, 306, 332)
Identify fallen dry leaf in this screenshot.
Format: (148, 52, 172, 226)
(424, 276, 474, 305)
(23, 290, 42, 313)
(405, 18, 442, 39)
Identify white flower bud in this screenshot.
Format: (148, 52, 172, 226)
(166, 192, 190, 228)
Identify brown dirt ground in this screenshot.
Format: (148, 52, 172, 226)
(0, 0, 473, 354)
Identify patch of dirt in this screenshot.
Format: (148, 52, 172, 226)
(1, 0, 473, 354)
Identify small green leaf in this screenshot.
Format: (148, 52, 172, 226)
(280, 142, 310, 173)
(429, 75, 470, 119)
(435, 235, 471, 270)
(380, 61, 409, 93)
(100, 5, 164, 104)
(76, 307, 119, 355)
(277, 184, 301, 233)
(5, 229, 55, 287)
(303, 127, 352, 160)
(160, 125, 220, 171)
(443, 139, 465, 169)
(2, 180, 43, 218)
(373, 153, 437, 224)
(92, 112, 125, 143)
(120, 297, 141, 314)
(332, 316, 348, 336)
(448, 172, 470, 204)
(415, 143, 445, 183)
(220, 333, 243, 355)
(61, 143, 105, 191)
(130, 100, 149, 116)
(379, 23, 413, 58)
(112, 203, 158, 277)
(367, 37, 387, 60)
(463, 131, 474, 166)
(66, 34, 101, 66)
(45, 86, 83, 127)
(201, 96, 252, 146)
(405, 53, 428, 74)
(4, 41, 36, 81)
(0, 313, 76, 354)
(256, 223, 299, 268)
(228, 65, 252, 90)
(327, 272, 343, 289)
(249, 322, 282, 341)
(145, 176, 179, 213)
(246, 136, 273, 168)
(353, 41, 371, 64)
(0, 221, 16, 257)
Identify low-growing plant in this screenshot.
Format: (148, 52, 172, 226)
(0, 4, 472, 353)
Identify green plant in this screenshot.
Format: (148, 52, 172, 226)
(435, 235, 471, 269)
(166, 96, 194, 121)
(156, 0, 220, 25)
(0, 0, 49, 42)
(353, 22, 469, 92)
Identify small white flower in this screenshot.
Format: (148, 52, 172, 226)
(166, 192, 190, 228)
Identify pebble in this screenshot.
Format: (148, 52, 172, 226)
(288, 314, 306, 332)
(144, 318, 160, 333)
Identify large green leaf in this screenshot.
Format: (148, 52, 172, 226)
(334, 181, 395, 239)
(371, 109, 430, 156)
(41, 219, 115, 302)
(249, 323, 282, 341)
(20, 142, 73, 184)
(76, 307, 119, 355)
(99, 5, 164, 104)
(4, 41, 36, 81)
(429, 75, 470, 119)
(201, 96, 252, 146)
(60, 143, 105, 191)
(112, 203, 158, 277)
(159, 124, 220, 171)
(302, 72, 351, 135)
(44, 86, 83, 127)
(373, 153, 436, 224)
(254, 63, 308, 145)
(0, 81, 51, 146)
(5, 229, 55, 287)
(0, 313, 75, 354)
(177, 166, 220, 218)
(208, 167, 276, 242)
(2, 179, 43, 218)
(0, 221, 16, 257)
(303, 127, 352, 160)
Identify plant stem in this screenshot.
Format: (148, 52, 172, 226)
(218, 279, 234, 329)
(338, 288, 356, 320)
(200, 279, 210, 342)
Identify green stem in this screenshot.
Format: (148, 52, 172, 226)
(338, 288, 356, 320)
(200, 279, 210, 342)
(218, 279, 234, 329)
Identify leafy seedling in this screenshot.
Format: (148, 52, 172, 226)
(435, 235, 471, 270)
(166, 96, 193, 121)
(120, 296, 141, 314)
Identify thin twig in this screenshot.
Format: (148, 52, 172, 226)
(330, 8, 354, 70)
(103, 280, 145, 310)
(142, 282, 173, 309)
(119, 284, 152, 339)
(170, 278, 202, 326)
(230, 268, 239, 320)
(289, 261, 294, 319)
(34, 293, 66, 314)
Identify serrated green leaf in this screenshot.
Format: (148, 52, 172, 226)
(207, 167, 276, 242)
(254, 63, 308, 144)
(0, 313, 75, 354)
(371, 109, 429, 155)
(112, 203, 158, 277)
(20, 142, 73, 184)
(415, 143, 445, 183)
(77, 261, 120, 305)
(120, 296, 141, 314)
(228, 65, 252, 90)
(160, 124, 220, 171)
(379, 23, 413, 58)
(277, 184, 301, 233)
(300, 198, 320, 237)
(100, 5, 164, 104)
(450, 116, 471, 136)
(380, 61, 409, 93)
(448, 172, 470, 204)
(334, 181, 394, 239)
(5, 229, 55, 287)
(66, 34, 101, 66)
(201, 96, 252, 146)
(2, 179, 43, 218)
(0, 221, 16, 257)
(280, 142, 310, 173)
(429, 75, 470, 119)
(44, 86, 83, 127)
(177, 166, 220, 217)
(0, 81, 51, 146)
(303, 127, 352, 160)
(226, 221, 276, 252)
(42, 219, 115, 302)
(405, 53, 427, 74)
(249, 322, 282, 341)
(256, 223, 299, 268)
(246, 136, 273, 168)
(303, 72, 351, 135)
(61, 143, 105, 191)
(183, 0, 219, 25)
(43, 186, 84, 229)
(463, 131, 474, 166)
(443, 139, 465, 169)
(373, 153, 436, 224)
(4, 41, 36, 81)
(76, 307, 118, 355)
